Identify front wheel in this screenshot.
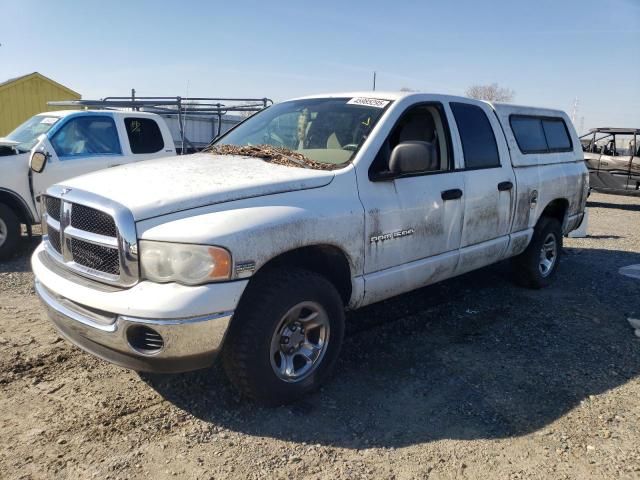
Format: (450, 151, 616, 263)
(0, 204, 20, 260)
(512, 216, 562, 289)
(222, 267, 345, 405)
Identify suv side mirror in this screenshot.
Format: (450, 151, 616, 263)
(30, 151, 48, 173)
(389, 141, 437, 175)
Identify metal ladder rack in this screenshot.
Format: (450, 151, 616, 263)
(49, 92, 273, 153)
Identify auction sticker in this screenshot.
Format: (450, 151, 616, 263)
(40, 117, 59, 124)
(347, 97, 390, 108)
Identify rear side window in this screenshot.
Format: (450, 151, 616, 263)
(125, 117, 164, 154)
(450, 103, 500, 169)
(542, 118, 571, 150)
(51, 116, 121, 158)
(510, 115, 572, 153)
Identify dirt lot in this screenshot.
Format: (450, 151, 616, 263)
(0, 192, 639, 480)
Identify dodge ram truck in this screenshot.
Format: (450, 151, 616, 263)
(32, 92, 588, 404)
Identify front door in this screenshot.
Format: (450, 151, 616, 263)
(357, 102, 465, 304)
(32, 115, 124, 206)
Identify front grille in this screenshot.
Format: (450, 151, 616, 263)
(42, 188, 138, 286)
(70, 238, 120, 275)
(71, 204, 117, 237)
(44, 196, 61, 221)
(47, 227, 62, 254)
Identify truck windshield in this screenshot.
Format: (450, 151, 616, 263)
(6, 115, 60, 152)
(213, 97, 391, 166)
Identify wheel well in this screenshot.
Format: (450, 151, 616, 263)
(0, 190, 33, 225)
(540, 198, 569, 225)
(256, 245, 353, 305)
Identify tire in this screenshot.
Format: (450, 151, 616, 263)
(223, 267, 345, 405)
(512, 216, 562, 289)
(0, 203, 20, 261)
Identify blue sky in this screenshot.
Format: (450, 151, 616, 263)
(2, 0, 639, 133)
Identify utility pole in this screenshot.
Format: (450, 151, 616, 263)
(372, 71, 376, 91)
(571, 97, 579, 124)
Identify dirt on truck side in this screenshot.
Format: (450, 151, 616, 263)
(1, 192, 639, 480)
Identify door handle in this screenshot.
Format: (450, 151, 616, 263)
(498, 181, 513, 191)
(441, 188, 463, 201)
(108, 164, 122, 168)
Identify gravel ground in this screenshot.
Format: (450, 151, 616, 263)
(0, 192, 639, 480)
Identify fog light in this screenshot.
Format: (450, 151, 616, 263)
(127, 326, 164, 355)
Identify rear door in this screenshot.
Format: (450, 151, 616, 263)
(357, 101, 465, 303)
(449, 101, 515, 275)
(32, 114, 124, 199)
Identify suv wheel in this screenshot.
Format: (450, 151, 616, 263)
(513, 216, 562, 289)
(0, 204, 20, 260)
(223, 267, 345, 405)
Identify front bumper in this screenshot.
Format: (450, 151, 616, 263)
(36, 280, 233, 373)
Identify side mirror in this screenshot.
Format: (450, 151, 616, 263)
(389, 141, 437, 175)
(30, 151, 48, 173)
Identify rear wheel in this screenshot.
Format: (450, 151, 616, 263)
(0, 204, 20, 260)
(513, 216, 562, 289)
(223, 267, 345, 405)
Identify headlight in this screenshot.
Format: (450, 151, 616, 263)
(139, 241, 231, 285)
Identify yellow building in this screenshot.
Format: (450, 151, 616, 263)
(0, 72, 81, 135)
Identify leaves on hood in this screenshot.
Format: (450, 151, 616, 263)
(205, 144, 339, 170)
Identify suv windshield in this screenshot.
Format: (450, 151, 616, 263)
(6, 115, 61, 152)
(214, 97, 391, 166)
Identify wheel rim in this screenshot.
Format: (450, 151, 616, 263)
(269, 301, 330, 383)
(538, 233, 557, 277)
(0, 218, 7, 248)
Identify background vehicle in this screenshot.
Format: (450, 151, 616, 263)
(580, 127, 640, 195)
(0, 110, 174, 258)
(32, 92, 588, 405)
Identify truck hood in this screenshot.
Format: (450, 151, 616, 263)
(60, 153, 335, 220)
(0, 137, 20, 148)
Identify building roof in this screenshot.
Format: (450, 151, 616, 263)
(0, 72, 80, 97)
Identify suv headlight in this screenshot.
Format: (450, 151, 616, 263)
(139, 240, 231, 285)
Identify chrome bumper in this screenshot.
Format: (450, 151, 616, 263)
(35, 280, 233, 373)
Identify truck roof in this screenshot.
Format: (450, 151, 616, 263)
(35, 109, 163, 118)
(291, 92, 570, 117)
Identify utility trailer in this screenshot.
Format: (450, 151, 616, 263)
(49, 94, 273, 154)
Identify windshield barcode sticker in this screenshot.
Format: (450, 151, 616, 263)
(347, 97, 390, 108)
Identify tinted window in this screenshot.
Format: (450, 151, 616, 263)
(125, 117, 164, 154)
(510, 116, 547, 153)
(450, 103, 500, 168)
(51, 116, 121, 158)
(542, 118, 571, 151)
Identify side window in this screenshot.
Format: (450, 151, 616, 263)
(510, 115, 573, 154)
(369, 103, 452, 178)
(450, 102, 500, 169)
(124, 118, 164, 154)
(542, 119, 571, 151)
(51, 116, 121, 158)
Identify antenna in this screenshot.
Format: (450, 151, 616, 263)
(372, 71, 376, 91)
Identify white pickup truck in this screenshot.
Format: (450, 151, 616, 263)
(32, 92, 588, 404)
(0, 110, 175, 258)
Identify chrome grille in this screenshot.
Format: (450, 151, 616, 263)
(44, 196, 61, 221)
(70, 238, 120, 275)
(47, 226, 62, 254)
(42, 187, 139, 287)
(71, 204, 117, 237)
